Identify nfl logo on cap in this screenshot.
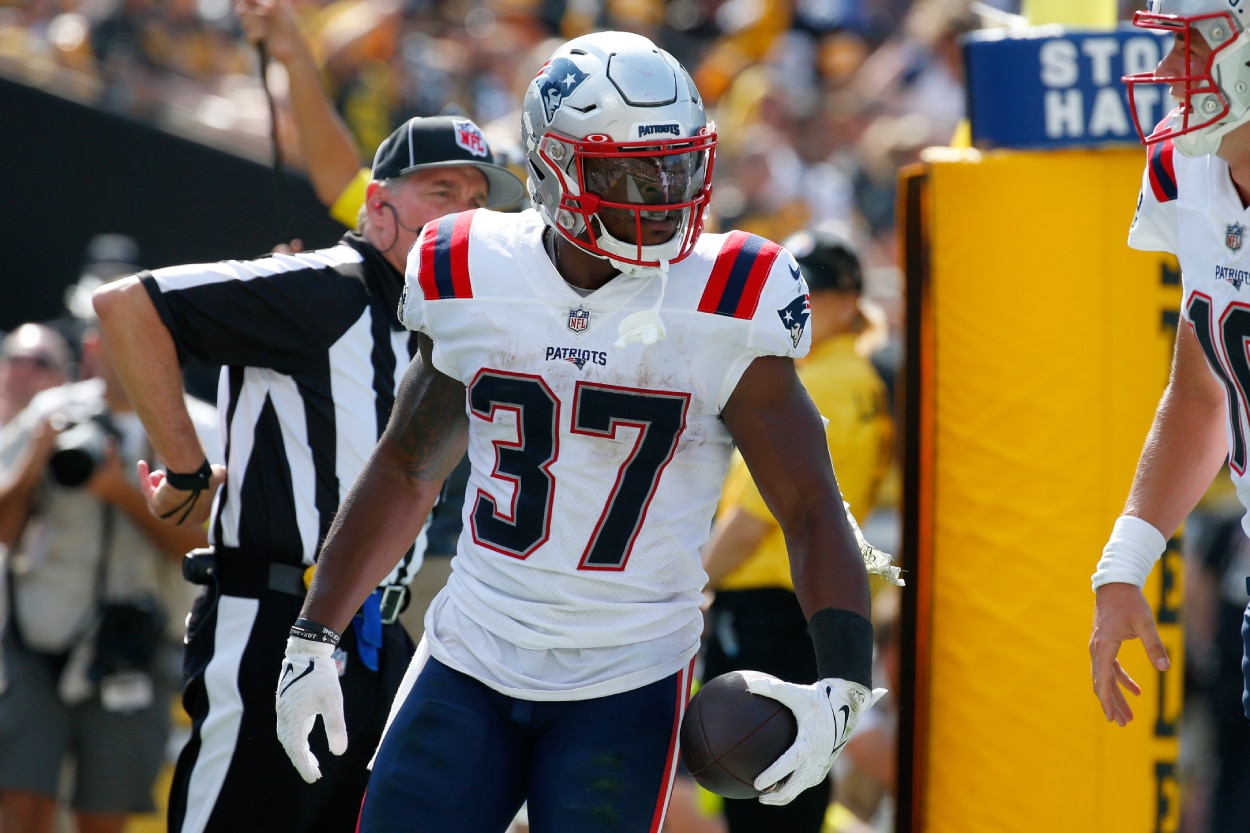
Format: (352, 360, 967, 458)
(453, 118, 489, 158)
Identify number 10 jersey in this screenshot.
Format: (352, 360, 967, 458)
(1130, 138, 1250, 534)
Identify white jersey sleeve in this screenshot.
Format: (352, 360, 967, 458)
(704, 235, 812, 411)
(1127, 139, 1179, 254)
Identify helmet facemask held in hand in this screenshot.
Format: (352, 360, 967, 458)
(521, 31, 717, 278)
(1124, 0, 1250, 157)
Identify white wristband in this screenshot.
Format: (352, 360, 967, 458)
(1091, 515, 1166, 591)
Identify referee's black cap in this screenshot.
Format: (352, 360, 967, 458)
(781, 229, 863, 295)
(372, 116, 525, 208)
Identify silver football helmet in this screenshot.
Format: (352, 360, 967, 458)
(521, 31, 717, 275)
(1124, 0, 1250, 156)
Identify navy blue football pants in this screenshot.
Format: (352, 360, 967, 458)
(359, 657, 692, 833)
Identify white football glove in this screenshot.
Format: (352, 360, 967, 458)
(275, 635, 347, 783)
(743, 670, 887, 806)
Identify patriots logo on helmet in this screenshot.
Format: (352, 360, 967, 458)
(452, 118, 489, 158)
(1228, 223, 1245, 252)
(538, 57, 589, 124)
(778, 295, 811, 348)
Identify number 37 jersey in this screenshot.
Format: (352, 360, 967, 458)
(400, 208, 811, 699)
(1130, 140, 1250, 532)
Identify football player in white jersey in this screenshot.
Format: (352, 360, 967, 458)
(1090, 0, 1250, 728)
(273, 32, 889, 832)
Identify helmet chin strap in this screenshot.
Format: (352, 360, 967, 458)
(1174, 119, 1231, 157)
(614, 263, 670, 348)
(560, 212, 679, 348)
(1170, 97, 1250, 157)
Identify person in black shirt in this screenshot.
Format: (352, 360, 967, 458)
(91, 115, 523, 833)
(1186, 511, 1250, 833)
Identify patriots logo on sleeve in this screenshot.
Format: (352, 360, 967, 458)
(778, 295, 811, 348)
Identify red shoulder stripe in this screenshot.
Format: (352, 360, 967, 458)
(417, 209, 476, 300)
(1147, 139, 1177, 203)
(697, 232, 783, 319)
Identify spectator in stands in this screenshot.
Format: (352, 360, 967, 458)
(0, 324, 72, 429)
(237, 0, 367, 225)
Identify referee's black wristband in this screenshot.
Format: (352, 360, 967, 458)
(164, 459, 213, 492)
(809, 607, 874, 687)
(290, 617, 341, 647)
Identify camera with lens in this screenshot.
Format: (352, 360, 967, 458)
(48, 411, 120, 488)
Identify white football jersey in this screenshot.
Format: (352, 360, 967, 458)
(400, 208, 812, 699)
(1129, 139, 1250, 534)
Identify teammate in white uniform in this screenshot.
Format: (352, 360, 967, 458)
(1090, 0, 1250, 727)
(274, 32, 887, 832)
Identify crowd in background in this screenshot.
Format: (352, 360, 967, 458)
(0, 0, 1018, 357)
(0, 0, 1166, 309)
(10, 1, 1248, 832)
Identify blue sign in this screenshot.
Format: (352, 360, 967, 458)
(963, 26, 1171, 150)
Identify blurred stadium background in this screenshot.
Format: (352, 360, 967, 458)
(1, 0, 1234, 831)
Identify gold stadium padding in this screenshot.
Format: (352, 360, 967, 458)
(898, 146, 1183, 833)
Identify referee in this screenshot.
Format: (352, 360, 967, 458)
(92, 116, 524, 833)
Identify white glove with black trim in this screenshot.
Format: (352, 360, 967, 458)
(743, 670, 887, 805)
(275, 635, 347, 783)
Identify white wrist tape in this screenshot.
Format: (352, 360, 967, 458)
(1091, 515, 1166, 592)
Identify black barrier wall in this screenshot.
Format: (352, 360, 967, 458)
(0, 74, 347, 332)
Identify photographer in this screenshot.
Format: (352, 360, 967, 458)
(0, 323, 73, 430)
(0, 307, 219, 833)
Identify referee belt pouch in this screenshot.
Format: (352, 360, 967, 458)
(185, 546, 308, 599)
(185, 547, 408, 624)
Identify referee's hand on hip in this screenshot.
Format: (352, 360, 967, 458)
(138, 458, 227, 526)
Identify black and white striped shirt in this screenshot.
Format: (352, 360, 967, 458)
(141, 233, 423, 586)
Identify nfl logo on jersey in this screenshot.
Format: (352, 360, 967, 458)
(1228, 223, 1245, 252)
(568, 307, 591, 333)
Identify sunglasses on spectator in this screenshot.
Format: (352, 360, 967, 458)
(2, 353, 61, 371)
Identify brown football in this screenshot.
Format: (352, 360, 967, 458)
(679, 671, 798, 799)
